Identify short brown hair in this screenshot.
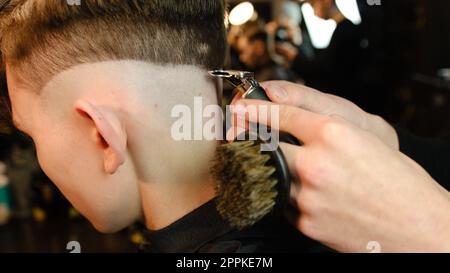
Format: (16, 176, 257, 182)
(0, 0, 228, 90)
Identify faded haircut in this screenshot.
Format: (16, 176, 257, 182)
(0, 0, 228, 91)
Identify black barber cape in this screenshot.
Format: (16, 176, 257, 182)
(139, 198, 325, 253)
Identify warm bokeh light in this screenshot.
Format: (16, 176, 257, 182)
(301, 3, 337, 49)
(229, 2, 256, 26)
(336, 0, 362, 25)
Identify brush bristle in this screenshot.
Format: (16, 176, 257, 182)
(211, 141, 278, 229)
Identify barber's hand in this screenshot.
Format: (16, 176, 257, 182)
(230, 98, 450, 252)
(260, 81, 400, 150)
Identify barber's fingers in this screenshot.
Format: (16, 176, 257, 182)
(232, 99, 325, 143)
(232, 80, 344, 118)
(260, 80, 342, 115)
(230, 81, 321, 109)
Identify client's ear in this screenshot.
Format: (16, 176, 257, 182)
(74, 100, 127, 174)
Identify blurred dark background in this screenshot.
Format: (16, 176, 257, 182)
(0, 0, 449, 252)
(226, 0, 450, 135)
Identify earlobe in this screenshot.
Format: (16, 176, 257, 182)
(74, 100, 127, 175)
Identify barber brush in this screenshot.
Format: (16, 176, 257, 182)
(209, 70, 300, 229)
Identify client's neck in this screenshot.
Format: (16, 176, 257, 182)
(122, 62, 220, 230)
(139, 174, 217, 230)
(136, 137, 219, 230)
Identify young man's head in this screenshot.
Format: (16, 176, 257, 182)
(0, 0, 227, 232)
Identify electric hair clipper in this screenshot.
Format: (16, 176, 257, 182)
(209, 70, 271, 101)
(209, 70, 300, 146)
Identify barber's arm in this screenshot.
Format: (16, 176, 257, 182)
(231, 81, 450, 252)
